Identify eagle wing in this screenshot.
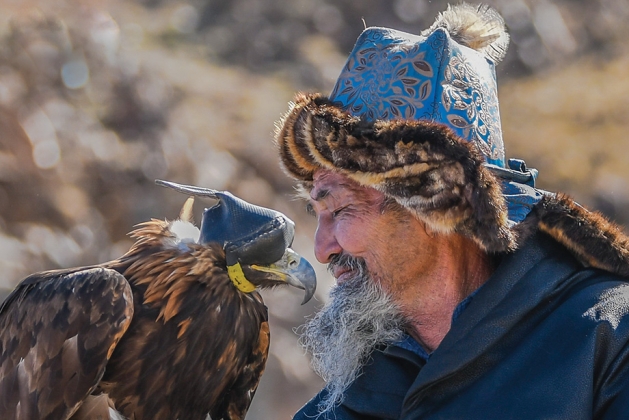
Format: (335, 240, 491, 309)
(221, 319, 270, 420)
(0, 267, 134, 420)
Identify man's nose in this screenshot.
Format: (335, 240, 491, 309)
(314, 222, 342, 264)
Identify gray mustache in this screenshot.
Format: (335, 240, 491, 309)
(328, 253, 367, 277)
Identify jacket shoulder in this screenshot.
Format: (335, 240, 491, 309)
(566, 271, 629, 336)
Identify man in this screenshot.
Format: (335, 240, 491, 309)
(276, 3, 629, 420)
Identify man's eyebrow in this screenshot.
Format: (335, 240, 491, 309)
(311, 188, 330, 202)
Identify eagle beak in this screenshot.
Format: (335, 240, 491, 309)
(251, 248, 317, 304)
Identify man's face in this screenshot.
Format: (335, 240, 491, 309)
(308, 170, 430, 295)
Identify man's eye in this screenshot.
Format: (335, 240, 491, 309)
(332, 206, 348, 218)
(305, 203, 316, 216)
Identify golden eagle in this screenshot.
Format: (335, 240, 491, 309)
(0, 180, 316, 420)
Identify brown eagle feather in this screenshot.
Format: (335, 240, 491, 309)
(0, 218, 271, 420)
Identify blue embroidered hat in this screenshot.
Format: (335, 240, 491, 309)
(329, 3, 508, 167)
(276, 3, 544, 252)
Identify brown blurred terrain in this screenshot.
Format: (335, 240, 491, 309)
(0, 0, 627, 418)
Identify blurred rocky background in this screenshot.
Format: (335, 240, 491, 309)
(0, 0, 627, 417)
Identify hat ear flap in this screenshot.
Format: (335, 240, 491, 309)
(371, 147, 515, 253)
(276, 96, 323, 182)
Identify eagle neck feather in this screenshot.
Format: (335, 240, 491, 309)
(107, 219, 262, 323)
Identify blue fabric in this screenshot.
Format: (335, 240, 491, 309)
(294, 347, 423, 420)
(502, 180, 544, 225)
(329, 26, 505, 167)
(394, 334, 430, 361)
(486, 159, 545, 225)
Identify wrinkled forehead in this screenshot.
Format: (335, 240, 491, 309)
(309, 169, 385, 204)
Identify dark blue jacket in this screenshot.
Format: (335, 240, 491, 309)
(294, 233, 629, 419)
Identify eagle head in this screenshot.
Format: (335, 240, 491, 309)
(156, 179, 316, 304)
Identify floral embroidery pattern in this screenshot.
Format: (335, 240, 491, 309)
(330, 29, 435, 122)
(329, 26, 505, 167)
(441, 52, 504, 165)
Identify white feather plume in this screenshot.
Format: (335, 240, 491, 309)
(422, 3, 510, 64)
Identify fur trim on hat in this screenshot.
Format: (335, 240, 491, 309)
(276, 92, 514, 253)
(275, 92, 629, 278)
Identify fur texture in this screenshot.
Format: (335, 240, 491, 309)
(516, 194, 629, 277)
(422, 3, 510, 63)
(277, 92, 514, 253)
(275, 92, 629, 278)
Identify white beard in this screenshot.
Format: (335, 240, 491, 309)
(298, 257, 404, 416)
